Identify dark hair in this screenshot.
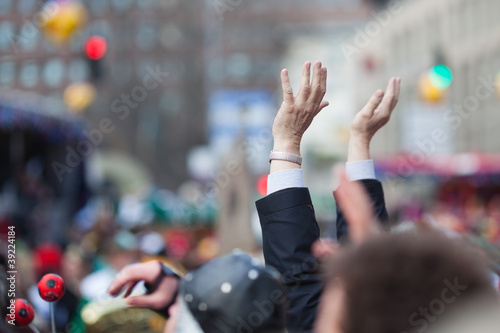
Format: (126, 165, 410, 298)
(328, 231, 497, 333)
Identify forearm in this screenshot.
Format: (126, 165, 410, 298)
(347, 134, 371, 163)
(257, 188, 323, 332)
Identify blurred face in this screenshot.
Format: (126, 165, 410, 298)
(314, 282, 346, 333)
(164, 299, 179, 333)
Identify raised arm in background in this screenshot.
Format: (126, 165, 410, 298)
(335, 77, 400, 242)
(257, 65, 400, 332)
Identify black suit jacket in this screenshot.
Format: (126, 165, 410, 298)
(256, 179, 388, 333)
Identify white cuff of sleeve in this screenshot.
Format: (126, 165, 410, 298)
(267, 169, 304, 195)
(346, 160, 376, 181)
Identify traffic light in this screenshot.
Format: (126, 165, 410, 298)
(419, 64, 454, 103)
(84, 35, 107, 80)
(85, 36, 107, 60)
(429, 65, 453, 90)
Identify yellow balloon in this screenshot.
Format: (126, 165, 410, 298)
(64, 82, 96, 114)
(419, 74, 445, 103)
(41, 1, 88, 45)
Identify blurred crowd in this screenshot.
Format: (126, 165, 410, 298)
(0, 157, 220, 332)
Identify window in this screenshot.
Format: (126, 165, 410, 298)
(0, 61, 15, 85)
(19, 21, 38, 51)
(137, 0, 156, 9)
(90, 0, 109, 14)
(111, 0, 133, 11)
(159, 92, 183, 115)
(0, 21, 14, 51)
(43, 59, 65, 87)
(136, 22, 157, 51)
(68, 59, 89, 82)
(159, 23, 183, 50)
(20, 61, 39, 88)
(0, 0, 12, 15)
(17, 0, 36, 15)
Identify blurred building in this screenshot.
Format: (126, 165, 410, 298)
(0, 0, 206, 191)
(83, 0, 206, 189)
(353, 0, 500, 157)
(199, 0, 372, 167)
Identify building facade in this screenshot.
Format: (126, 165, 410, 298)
(0, 0, 206, 190)
(353, 0, 500, 157)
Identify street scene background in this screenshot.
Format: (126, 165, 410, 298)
(0, 0, 499, 331)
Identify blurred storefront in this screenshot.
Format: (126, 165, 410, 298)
(0, 89, 88, 246)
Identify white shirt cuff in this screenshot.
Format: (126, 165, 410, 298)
(346, 160, 376, 181)
(267, 169, 304, 195)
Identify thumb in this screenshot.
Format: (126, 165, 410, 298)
(315, 100, 329, 114)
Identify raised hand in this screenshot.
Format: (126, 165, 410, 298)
(348, 77, 401, 162)
(272, 61, 329, 156)
(107, 261, 179, 309)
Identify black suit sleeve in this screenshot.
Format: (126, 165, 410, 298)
(256, 188, 323, 333)
(256, 180, 388, 332)
(335, 179, 389, 242)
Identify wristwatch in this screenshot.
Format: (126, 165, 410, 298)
(144, 262, 181, 318)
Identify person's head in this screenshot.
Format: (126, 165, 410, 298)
(315, 231, 498, 333)
(165, 252, 287, 333)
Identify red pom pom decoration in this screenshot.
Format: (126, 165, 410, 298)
(5, 298, 35, 328)
(38, 273, 65, 302)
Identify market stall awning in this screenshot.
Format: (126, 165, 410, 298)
(0, 89, 85, 142)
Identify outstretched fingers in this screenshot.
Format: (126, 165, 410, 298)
(376, 77, 399, 118)
(298, 61, 312, 99)
(362, 89, 385, 117)
(309, 61, 322, 99)
(281, 69, 294, 104)
(391, 77, 401, 109)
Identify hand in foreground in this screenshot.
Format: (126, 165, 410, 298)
(272, 61, 329, 156)
(107, 261, 179, 309)
(348, 77, 401, 162)
(312, 173, 380, 259)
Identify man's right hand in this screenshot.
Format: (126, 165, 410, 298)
(272, 61, 329, 156)
(107, 261, 179, 310)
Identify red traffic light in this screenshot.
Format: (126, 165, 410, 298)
(84, 35, 107, 60)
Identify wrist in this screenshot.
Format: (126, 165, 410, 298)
(270, 140, 302, 174)
(349, 130, 371, 146)
(273, 138, 301, 156)
(348, 136, 371, 162)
